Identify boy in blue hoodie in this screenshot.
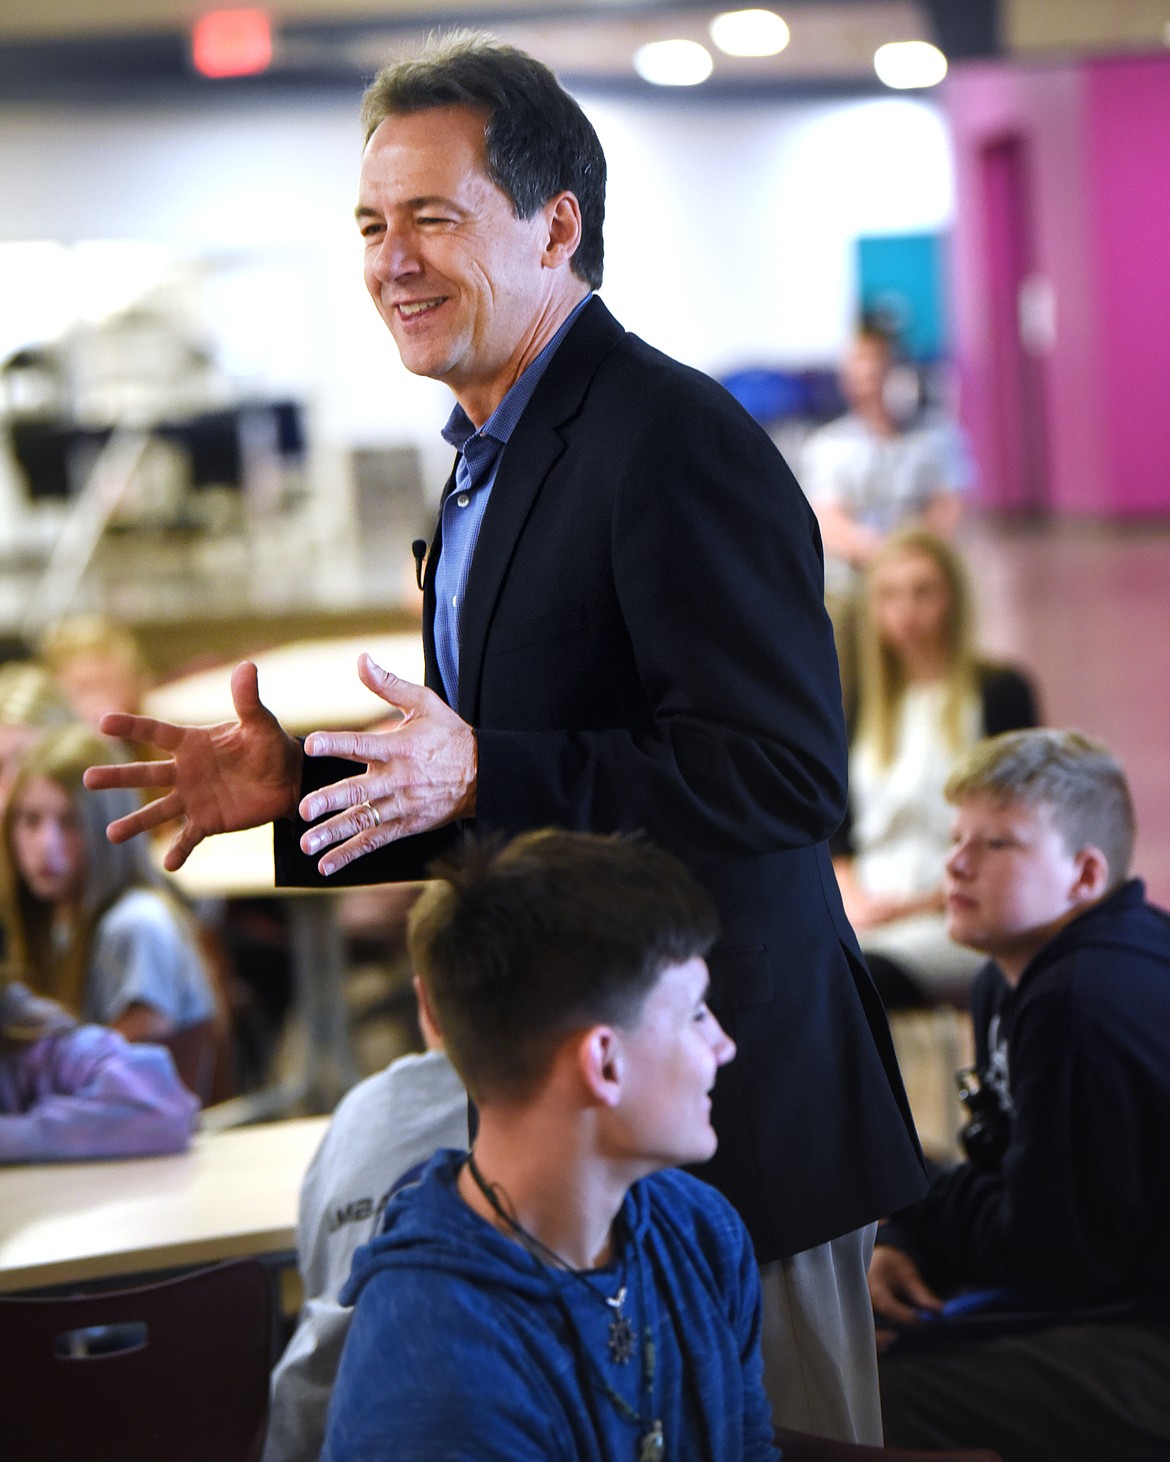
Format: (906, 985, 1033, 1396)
(322, 830, 778, 1462)
(870, 729, 1170, 1461)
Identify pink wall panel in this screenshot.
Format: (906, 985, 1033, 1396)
(1084, 56, 1170, 516)
(944, 62, 1110, 516)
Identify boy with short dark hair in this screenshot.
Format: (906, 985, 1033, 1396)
(870, 729, 1170, 1462)
(322, 830, 778, 1462)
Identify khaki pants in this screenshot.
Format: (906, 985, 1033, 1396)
(759, 1223, 883, 1444)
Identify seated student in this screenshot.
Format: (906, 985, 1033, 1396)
(1, 724, 216, 1045)
(322, 830, 777, 1462)
(869, 728, 1170, 1462)
(264, 975, 469, 1462)
(832, 529, 1037, 1004)
(0, 976, 198, 1161)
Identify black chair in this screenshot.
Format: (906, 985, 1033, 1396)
(0, 1258, 271, 1462)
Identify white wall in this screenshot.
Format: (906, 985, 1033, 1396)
(0, 87, 953, 487)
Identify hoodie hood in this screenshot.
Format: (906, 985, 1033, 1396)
(341, 1148, 649, 1309)
(1020, 878, 1170, 989)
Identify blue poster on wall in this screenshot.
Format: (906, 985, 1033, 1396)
(856, 232, 948, 361)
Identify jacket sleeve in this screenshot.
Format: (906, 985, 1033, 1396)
(0, 1027, 197, 1163)
(473, 388, 849, 863)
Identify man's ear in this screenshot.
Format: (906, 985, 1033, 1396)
(542, 191, 582, 269)
(1072, 845, 1111, 904)
(577, 1025, 623, 1108)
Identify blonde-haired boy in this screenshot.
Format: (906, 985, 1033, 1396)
(871, 729, 1170, 1461)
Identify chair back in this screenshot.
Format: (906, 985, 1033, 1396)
(0, 1258, 271, 1462)
(158, 1017, 219, 1104)
(775, 1425, 1002, 1461)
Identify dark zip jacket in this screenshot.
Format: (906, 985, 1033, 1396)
(880, 879, 1170, 1308)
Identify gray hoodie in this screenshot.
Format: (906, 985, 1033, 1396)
(263, 1048, 469, 1462)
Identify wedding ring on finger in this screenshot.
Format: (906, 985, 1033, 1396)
(362, 800, 382, 829)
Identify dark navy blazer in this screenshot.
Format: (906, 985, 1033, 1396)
(276, 297, 926, 1263)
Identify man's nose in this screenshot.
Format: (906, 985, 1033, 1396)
(369, 226, 418, 282)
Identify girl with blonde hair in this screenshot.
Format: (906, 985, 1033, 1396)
(833, 529, 1038, 1000)
(1, 723, 215, 1042)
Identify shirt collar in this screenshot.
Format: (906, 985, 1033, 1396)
(440, 294, 592, 456)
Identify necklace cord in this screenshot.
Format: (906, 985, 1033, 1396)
(462, 1151, 664, 1453)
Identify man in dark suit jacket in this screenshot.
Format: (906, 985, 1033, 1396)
(89, 35, 924, 1442)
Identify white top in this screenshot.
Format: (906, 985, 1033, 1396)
(851, 682, 980, 900)
(86, 887, 216, 1030)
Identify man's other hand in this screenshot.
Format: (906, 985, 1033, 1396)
(297, 653, 477, 877)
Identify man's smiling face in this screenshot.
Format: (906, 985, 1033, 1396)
(356, 104, 558, 425)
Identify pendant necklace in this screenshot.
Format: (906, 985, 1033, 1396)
(465, 1151, 665, 1460)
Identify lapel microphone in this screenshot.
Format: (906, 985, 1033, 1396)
(411, 538, 427, 591)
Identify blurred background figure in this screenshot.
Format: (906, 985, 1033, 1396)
(832, 529, 1038, 1006)
(0, 660, 76, 812)
(36, 617, 291, 1093)
(801, 323, 974, 710)
(40, 613, 152, 730)
(0, 723, 220, 1096)
(0, 972, 197, 1162)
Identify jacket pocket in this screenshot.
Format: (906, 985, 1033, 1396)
(707, 942, 772, 1009)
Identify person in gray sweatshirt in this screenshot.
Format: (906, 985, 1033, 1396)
(263, 977, 469, 1462)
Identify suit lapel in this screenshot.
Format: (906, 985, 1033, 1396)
(455, 297, 626, 722)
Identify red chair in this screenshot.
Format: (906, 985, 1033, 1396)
(0, 1258, 271, 1462)
(775, 1425, 1002, 1461)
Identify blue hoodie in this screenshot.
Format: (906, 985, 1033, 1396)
(323, 1150, 778, 1461)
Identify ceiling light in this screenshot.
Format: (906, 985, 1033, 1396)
(873, 40, 948, 90)
(191, 9, 273, 79)
(709, 9, 790, 58)
(633, 39, 714, 87)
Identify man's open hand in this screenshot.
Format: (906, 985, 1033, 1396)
(83, 661, 303, 871)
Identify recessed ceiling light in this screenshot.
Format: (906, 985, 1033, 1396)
(873, 40, 948, 90)
(633, 39, 715, 87)
(709, 9, 790, 59)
